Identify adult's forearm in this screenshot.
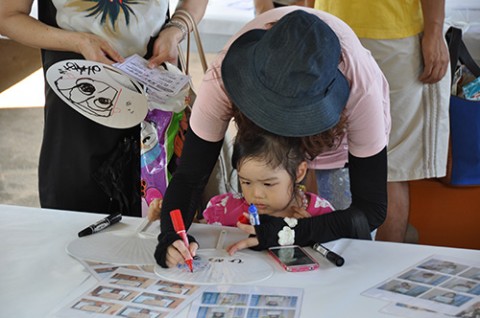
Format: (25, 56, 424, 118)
(421, 0, 445, 37)
(175, 0, 208, 25)
(348, 147, 388, 231)
(254, 0, 275, 15)
(0, 4, 79, 53)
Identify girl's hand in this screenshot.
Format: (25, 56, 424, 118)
(165, 239, 198, 268)
(155, 232, 199, 268)
(147, 199, 162, 222)
(74, 32, 124, 65)
(226, 222, 259, 255)
(166, 240, 198, 268)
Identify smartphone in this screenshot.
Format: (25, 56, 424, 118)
(268, 245, 319, 272)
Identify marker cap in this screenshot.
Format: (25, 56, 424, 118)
(238, 214, 250, 224)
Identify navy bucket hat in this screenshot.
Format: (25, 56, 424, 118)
(221, 10, 350, 137)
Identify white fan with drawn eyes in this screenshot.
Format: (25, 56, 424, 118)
(46, 59, 148, 129)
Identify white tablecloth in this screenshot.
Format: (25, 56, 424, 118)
(1, 204, 479, 318)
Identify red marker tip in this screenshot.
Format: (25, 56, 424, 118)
(186, 258, 193, 272)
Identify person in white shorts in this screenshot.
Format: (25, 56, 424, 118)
(315, 0, 451, 242)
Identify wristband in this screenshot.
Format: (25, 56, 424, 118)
(163, 19, 188, 42)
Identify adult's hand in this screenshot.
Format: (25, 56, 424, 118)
(419, 31, 449, 83)
(74, 32, 124, 65)
(419, 0, 449, 84)
(148, 26, 182, 68)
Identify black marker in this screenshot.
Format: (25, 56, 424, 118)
(312, 243, 345, 267)
(78, 213, 122, 237)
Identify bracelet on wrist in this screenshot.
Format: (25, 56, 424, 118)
(173, 10, 193, 30)
(163, 19, 188, 42)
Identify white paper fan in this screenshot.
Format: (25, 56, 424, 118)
(46, 59, 148, 128)
(154, 249, 274, 285)
(66, 220, 157, 265)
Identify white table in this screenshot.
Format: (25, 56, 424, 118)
(0, 204, 479, 318)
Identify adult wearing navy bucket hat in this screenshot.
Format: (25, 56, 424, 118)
(154, 8, 391, 268)
(222, 10, 350, 137)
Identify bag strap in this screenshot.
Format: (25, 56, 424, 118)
(446, 26, 480, 81)
(173, 9, 208, 76)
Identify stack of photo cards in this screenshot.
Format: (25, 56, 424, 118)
(188, 285, 304, 318)
(77, 259, 156, 281)
(362, 255, 480, 318)
(58, 259, 303, 317)
(55, 267, 205, 318)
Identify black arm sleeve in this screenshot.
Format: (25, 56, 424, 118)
(155, 128, 223, 267)
(254, 147, 387, 249)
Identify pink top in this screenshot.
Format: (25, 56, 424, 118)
(203, 192, 334, 226)
(190, 6, 390, 170)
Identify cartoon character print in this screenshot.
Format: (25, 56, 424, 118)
(141, 120, 162, 168)
(140, 109, 174, 207)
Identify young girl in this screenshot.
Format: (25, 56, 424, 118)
(202, 130, 334, 226)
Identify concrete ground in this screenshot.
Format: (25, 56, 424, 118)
(0, 107, 43, 207)
(0, 40, 43, 207)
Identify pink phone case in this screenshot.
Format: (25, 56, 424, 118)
(268, 246, 319, 272)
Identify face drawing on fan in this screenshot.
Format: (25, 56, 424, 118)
(208, 257, 244, 264)
(54, 77, 118, 117)
(175, 256, 245, 272)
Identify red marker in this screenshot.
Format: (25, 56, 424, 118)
(170, 209, 193, 272)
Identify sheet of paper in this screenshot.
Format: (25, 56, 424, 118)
(362, 254, 480, 317)
(188, 284, 304, 318)
(113, 54, 190, 97)
(55, 268, 206, 318)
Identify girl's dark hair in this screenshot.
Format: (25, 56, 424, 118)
(231, 104, 347, 161)
(232, 128, 305, 184)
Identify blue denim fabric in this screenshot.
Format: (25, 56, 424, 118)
(315, 168, 351, 210)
